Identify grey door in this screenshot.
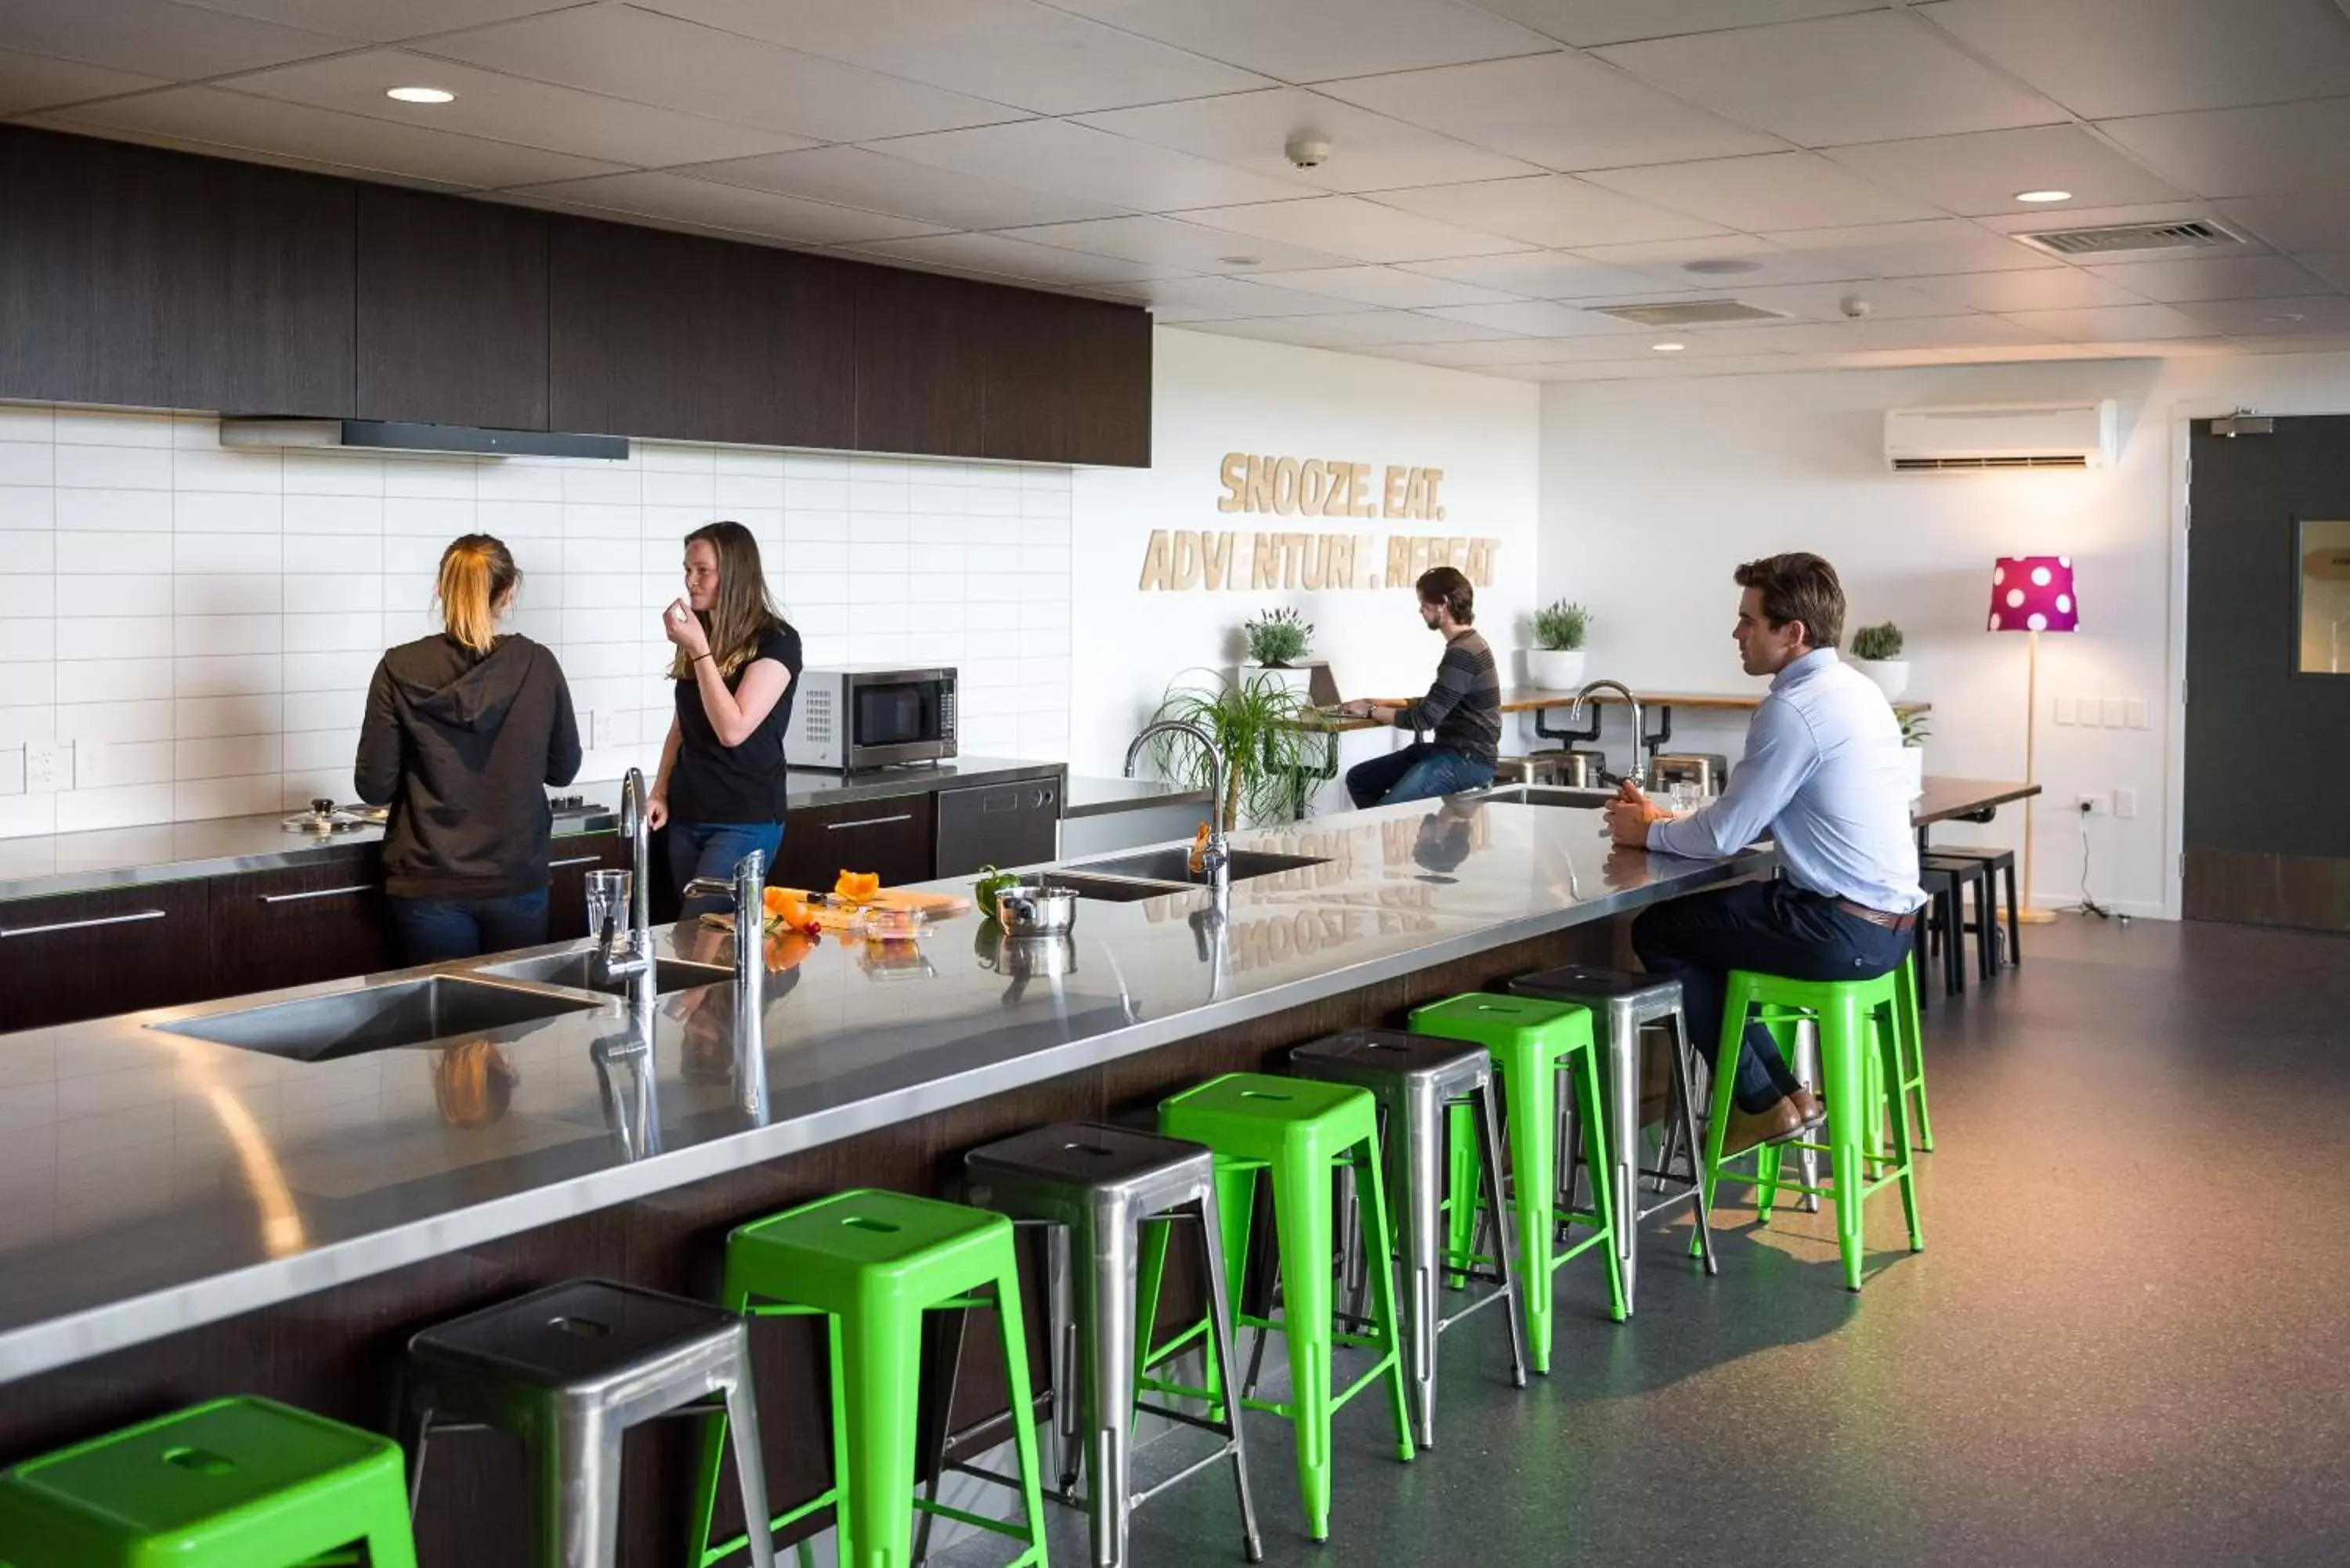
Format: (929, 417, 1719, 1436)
(2185, 414, 2350, 928)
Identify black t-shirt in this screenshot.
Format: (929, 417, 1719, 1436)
(669, 623, 803, 824)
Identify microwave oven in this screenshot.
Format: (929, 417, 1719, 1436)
(784, 666, 957, 771)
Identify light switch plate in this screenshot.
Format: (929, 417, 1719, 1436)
(2054, 696, 2077, 725)
(0, 747, 23, 797)
(2126, 699, 2148, 729)
(2101, 697, 2128, 728)
(74, 739, 109, 789)
(2113, 788, 2138, 819)
(25, 740, 70, 793)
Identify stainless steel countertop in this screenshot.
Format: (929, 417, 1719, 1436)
(0, 759, 1065, 903)
(0, 793, 1766, 1381)
(1061, 775, 1215, 819)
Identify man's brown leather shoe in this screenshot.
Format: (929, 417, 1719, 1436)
(1722, 1093, 1810, 1156)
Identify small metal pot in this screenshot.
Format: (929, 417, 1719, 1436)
(992, 880, 1076, 938)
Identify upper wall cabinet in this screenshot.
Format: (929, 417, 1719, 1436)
(0, 127, 353, 416)
(356, 188, 548, 432)
(855, 266, 988, 460)
(548, 218, 855, 450)
(983, 285, 1152, 468)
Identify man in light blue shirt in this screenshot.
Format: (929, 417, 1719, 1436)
(1605, 553, 1926, 1154)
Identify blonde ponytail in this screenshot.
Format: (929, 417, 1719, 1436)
(436, 535, 519, 654)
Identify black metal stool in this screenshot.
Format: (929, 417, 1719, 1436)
(1915, 861, 1966, 1000)
(1925, 851, 1998, 984)
(1926, 845, 2020, 969)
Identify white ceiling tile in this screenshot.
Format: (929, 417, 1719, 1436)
(1595, 10, 2067, 146)
(217, 49, 805, 170)
(1180, 309, 1521, 349)
(0, 0, 348, 78)
(1759, 218, 2055, 276)
(1470, 0, 1888, 49)
(1582, 152, 1943, 230)
(643, 0, 1268, 114)
(867, 119, 1314, 211)
(415, 5, 1019, 143)
(1179, 194, 1534, 263)
(1420, 299, 1651, 336)
(2296, 253, 2350, 293)
(2081, 255, 2328, 303)
(1245, 266, 1521, 308)
(1319, 51, 1781, 173)
(678, 146, 1119, 230)
(993, 215, 1351, 273)
(1998, 303, 2211, 341)
(503, 170, 951, 244)
(2166, 294, 2350, 334)
(841, 230, 1172, 285)
(1374, 174, 1729, 247)
(0, 46, 163, 115)
(2099, 99, 2350, 200)
(1375, 335, 1613, 365)
(2217, 195, 2350, 255)
(1822, 125, 2184, 217)
(1569, 234, 1865, 287)
(1708, 279, 1971, 323)
(1683, 313, 2048, 353)
(1401, 250, 1689, 297)
(1907, 268, 2149, 312)
(1047, 0, 1560, 82)
(177, 0, 576, 45)
(1074, 89, 1540, 195)
(1115, 275, 1374, 321)
(39, 85, 627, 189)
(1918, 0, 2350, 120)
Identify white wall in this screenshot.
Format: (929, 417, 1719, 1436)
(0, 404, 1073, 838)
(1070, 327, 1542, 804)
(1539, 349, 2350, 919)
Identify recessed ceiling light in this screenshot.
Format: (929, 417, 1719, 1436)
(1650, 341, 1687, 352)
(2261, 311, 2307, 323)
(386, 85, 455, 104)
(1218, 256, 1262, 268)
(2015, 189, 2073, 203)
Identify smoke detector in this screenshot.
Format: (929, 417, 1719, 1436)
(1285, 134, 1332, 170)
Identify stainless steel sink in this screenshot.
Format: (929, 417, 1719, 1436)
(1478, 786, 1615, 810)
(1068, 847, 1329, 885)
(1040, 872, 1186, 904)
(150, 975, 606, 1061)
(469, 951, 736, 998)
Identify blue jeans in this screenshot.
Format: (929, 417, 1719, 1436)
(668, 820, 783, 918)
(1632, 879, 1916, 1113)
(391, 887, 550, 964)
(1345, 742, 1495, 809)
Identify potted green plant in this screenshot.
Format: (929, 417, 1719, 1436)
(1240, 606, 1319, 700)
(1528, 600, 1590, 689)
(1144, 668, 1327, 829)
(1896, 710, 1929, 799)
(1850, 620, 1910, 700)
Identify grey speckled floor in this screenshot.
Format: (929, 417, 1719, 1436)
(936, 916, 2350, 1568)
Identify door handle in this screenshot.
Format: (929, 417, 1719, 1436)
(1, 909, 167, 939)
(548, 855, 602, 869)
(258, 884, 374, 905)
(825, 813, 913, 831)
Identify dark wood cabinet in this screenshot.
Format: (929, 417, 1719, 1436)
(207, 859, 398, 998)
(777, 798, 937, 894)
(547, 832, 631, 941)
(984, 288, 1151, 468)
(356, 187, 548, 431)
(0, 881, 212, 1031)
(855, 266, 986, 458)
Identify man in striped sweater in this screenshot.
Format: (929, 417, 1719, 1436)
(1339, 565, 1502, 808)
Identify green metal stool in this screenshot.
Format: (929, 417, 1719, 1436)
(1893, 950, 1934, 1152)
(691, 1189, 1048, 1568)
(1144, 1073, 1413, 1544)
(1696, 969, 1925, 1292)
(0, 1396, 417, 1568)
(1408, 992, 1626, 1374)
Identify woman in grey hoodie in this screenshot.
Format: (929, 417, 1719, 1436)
(355, 535, 580, 963)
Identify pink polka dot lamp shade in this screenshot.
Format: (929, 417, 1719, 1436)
(1987, 556, 2078, 634)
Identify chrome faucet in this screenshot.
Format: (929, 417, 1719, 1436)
(682, 849, 768, 979)
(1124, 719, 1229, 891)
(1569, 679, 1647, 790)
(592, 768, 655, 986)
(682, 847, 768, 1121)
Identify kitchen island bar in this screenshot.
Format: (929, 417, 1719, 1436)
(0, 793, 1766, 1563)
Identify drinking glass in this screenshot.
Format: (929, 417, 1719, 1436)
(584, 869, 632, 939)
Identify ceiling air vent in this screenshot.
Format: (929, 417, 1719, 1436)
(2015, 219, 2242, 257)
(1589, 299, 1790, 327)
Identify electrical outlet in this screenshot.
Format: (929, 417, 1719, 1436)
(2054, 695, 2077, 725)
(2101, 697, 2128, 728)
(2073, 792, 2106, 815)
(2126, 699, 2149, 729)
(74, 739, 110, 790)
(24, 740, 70, 793)
(2113, 788, 2138, 819)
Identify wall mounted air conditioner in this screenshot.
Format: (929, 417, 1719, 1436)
(1882, 399, 2117, 472)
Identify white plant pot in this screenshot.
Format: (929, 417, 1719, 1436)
(1526, 649, 1586, 690)
(1900, 744, 1925, 800)
(1853, 658, 1910, 701)
(1238, 663, 1314, 700)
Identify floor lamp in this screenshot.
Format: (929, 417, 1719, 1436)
(1987, 556, 2077, 924)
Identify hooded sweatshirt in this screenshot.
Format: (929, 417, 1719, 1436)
(355, 634, 582, 899)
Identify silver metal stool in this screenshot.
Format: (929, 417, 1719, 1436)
(400, 1278, 779, 1568)
(1509, 966, 1716, 1310)
(949, 1121, 1262, 1568)
(1289, 1027, 1525, 1449)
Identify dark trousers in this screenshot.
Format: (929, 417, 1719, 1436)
(1631, 880, 1915, 1112)
(668, 819, 784, 918)
(1344, 742, 1495, 809)
(390, 887, 551, 964)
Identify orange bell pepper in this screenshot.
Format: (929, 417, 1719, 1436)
(834, 869, 882, 905)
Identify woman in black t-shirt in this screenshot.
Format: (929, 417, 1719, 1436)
(646, 521, 804, 916)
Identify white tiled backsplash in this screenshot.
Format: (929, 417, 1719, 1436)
(0, 403, 1075, 839)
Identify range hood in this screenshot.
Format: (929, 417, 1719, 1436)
(219, 418, 627, 461)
